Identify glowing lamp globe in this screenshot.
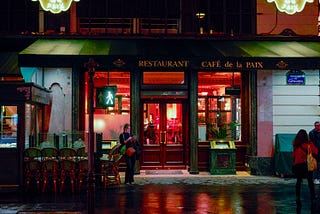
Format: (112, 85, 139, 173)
(32, 0, 80, 14)
(267, 0, 314, 15)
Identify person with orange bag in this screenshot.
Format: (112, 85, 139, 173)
(119, 123, 137, 185)
(292, 129, 318, 208)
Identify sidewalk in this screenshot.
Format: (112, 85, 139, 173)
(131, 170, 297, 185)
(0, 171, 317, 214)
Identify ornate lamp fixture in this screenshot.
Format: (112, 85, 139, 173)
(32, 0, 80, 14)
(267, 0, 314, 15)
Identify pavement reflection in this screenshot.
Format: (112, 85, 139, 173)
(0, 171, 319, 214)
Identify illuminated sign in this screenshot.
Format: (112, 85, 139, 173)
(96, 86, 117, 108)
(138, 60, 190, 68)
(266, 0, 314, 15)
(286, 70, 305, 85)
(201, 60, 264, 69)
(32, 0, 80, 14)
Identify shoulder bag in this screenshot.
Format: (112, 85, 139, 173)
(126, 147, 136, 157)
(307, 145, 318, 171)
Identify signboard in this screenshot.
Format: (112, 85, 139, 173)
(96, 86, 117, 108)
(286, 70, 305, 85)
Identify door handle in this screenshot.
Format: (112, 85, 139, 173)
(160, 131, 166, 144)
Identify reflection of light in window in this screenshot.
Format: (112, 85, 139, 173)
(167, 104, 177, 119)
(94, 119, 105, 131)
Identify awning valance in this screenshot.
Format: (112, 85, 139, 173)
(18, 39, 320, 70)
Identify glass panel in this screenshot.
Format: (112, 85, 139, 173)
(143, 103, 160, 144)
(208, 98, 218, 110)
(166, 103, 182, 144)
(143, 72, 184, 85)
(0, 106, 18, 148)
(86, 71, 131, 140)
(198, 72, 241, 141)
(198, 97, 206, 124)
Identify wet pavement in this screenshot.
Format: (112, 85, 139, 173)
(0, 171, 319, 214)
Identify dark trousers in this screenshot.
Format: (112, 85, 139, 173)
(294, 163, 316, 200)
(125, 155, 136, 183)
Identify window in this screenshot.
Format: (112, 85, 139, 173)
(198, 72, 241, 141)
(0, 106, 18, 148)
(143, 72, 185, 85)
(86, 71, 131, 140)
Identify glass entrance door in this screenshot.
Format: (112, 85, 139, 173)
(141, 102, 185, 169)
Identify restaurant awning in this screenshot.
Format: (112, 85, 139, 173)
(18, 39, 320, 70)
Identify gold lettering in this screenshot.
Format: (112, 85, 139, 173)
(138, 60, 145, 67)
(236, 61, 243, 68)
(257, 62, 263, 68)
(245, 61, 264, 69)
(138, 60, 189, 68)
(201, 61, 221, 68)
(224, 61, 233, 68)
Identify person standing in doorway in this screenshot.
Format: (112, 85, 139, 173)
(309, 121, 320, 184)
(119, 123, 136, 185)
(292, 129, 318, 208)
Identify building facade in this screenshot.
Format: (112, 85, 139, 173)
(0, 0, 319, 187)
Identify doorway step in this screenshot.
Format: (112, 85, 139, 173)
(145, 170, 183, 175)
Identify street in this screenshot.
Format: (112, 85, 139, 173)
(0, 171, 319, 214)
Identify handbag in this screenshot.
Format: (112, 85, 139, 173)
(126, 147, 136, 157)
(307, 145, 318, 171)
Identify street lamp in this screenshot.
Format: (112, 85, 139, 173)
(85, 58, 98, 214)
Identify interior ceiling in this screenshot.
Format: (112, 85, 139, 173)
(92, 71, 241, 94)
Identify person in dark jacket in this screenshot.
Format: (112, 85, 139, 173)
(119, 123, 136, 184)
(309, 121, 320, 184)
(292, 129, 318, 208)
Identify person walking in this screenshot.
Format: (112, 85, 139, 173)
(309, 121, 320, 184)
(119, 123, 137, 185)
(292, 129, 318, 207)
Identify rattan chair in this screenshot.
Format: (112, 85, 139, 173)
(41, 147, 59, 161)
(59, 147, 77, 160)
(24, 147, 41, 160)
(41, 159, 59, 193)
(59, 159, 77, 193)
(76, 146, 88, 160)
(77, 159, 89, 191)
(101, 144, 123, 188)
(24, 159, 41, 192)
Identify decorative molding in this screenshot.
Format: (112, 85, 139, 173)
(276, 60, 288, 69)
(113, 59, 126, 67)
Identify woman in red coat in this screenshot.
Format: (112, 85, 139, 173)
(292, 129, 318, 207)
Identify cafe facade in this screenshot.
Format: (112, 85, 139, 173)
(1, 37, 320, 187)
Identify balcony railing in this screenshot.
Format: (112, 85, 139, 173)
(78, 17, 179, 35)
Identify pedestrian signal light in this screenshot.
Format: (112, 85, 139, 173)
(96, 86, 117, 108)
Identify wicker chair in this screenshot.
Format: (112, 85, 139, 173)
(24, 159, 41, 192)
(101, 144, 123, 189)
(41, 159, 59, 193)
